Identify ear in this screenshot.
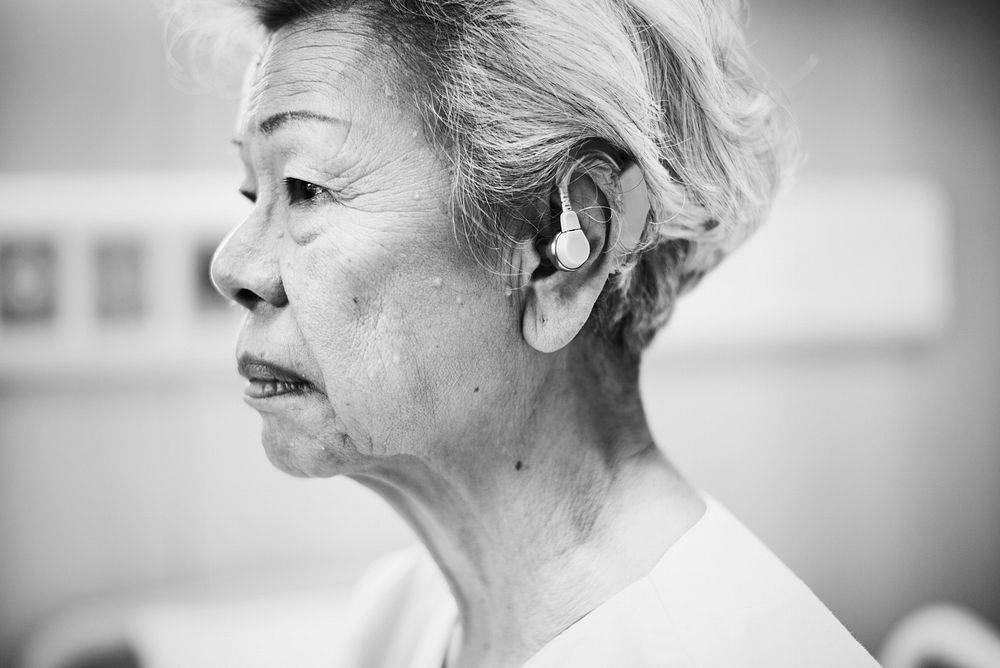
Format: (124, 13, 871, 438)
(518, 158, 624, 354)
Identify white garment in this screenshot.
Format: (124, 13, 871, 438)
(341, 496, 881, 667)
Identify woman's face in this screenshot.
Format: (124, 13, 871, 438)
(212, 17, 519, 477)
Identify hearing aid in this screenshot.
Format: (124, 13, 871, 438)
(617, 161, 650, 250)
(545, 158, 650, 271)
(545, 182, 592, 272)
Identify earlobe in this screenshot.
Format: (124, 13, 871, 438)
(522, 266, 608, 353)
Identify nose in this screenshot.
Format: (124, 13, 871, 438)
(210, 217, 288, 310)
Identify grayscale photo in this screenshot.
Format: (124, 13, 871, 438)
(1, 1, 998, 667)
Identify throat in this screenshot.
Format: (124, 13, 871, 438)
(386, 448, 700, 668)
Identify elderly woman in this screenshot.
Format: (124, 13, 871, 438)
(208, 0, 879, 666)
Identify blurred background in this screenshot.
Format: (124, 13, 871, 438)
(1, 0, 998, 666)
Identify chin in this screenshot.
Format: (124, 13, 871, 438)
(259, 419, 359, 478)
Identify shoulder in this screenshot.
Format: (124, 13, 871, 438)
(340, 545, 455, 668)
(645, 496, 880, 666)
(526, 496, 880, 668)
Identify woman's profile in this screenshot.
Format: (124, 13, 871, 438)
(198, 0, 882, 665)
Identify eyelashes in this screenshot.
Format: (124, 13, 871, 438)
(237, 178, 335, 208)
(284, 177, 334, 206)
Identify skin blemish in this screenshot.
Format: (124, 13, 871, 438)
(474, 387, 479, 393)
(431, 277, 443, 288)
(352, 296, 358, 304)
(515, 460, 523, 471)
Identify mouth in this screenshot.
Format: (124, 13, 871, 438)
(237, 354, 319, 401)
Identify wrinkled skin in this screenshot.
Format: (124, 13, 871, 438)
(213, 17, 525, 478)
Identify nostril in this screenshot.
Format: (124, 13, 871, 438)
(233, 288, 263, 310)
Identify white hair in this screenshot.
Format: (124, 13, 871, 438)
(177, 0, 797, 356)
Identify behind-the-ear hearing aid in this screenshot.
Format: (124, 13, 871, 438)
(545, 156, 651, 271)
(618, 161, 650, 250)
(545, 181, 592, 272)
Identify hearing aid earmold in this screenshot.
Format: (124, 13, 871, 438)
(545, 183, 592, 272)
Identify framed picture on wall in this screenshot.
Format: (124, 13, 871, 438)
(94, 238, 145, 322)
(0, 238, 57, 326)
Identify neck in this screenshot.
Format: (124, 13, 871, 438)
(349, 347, 705, 668)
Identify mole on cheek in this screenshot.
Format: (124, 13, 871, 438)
(515, 460, 523, 471)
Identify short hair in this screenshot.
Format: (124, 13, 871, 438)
(192, 0, 796, 357)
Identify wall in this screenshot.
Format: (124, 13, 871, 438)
(1, 0, 998, 662)
(686, 0, 1000, 648)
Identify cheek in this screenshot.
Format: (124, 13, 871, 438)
(282, 225, 511, 449)
(281, 229, 443, 419)
(283, 240, 380, 379)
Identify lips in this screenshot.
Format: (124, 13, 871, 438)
(244, 377, 311, 399)
(238, 355, 317, 400)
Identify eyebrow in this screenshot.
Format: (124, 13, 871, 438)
(230, 110, 347, 147)
(258, 110, 346, 137)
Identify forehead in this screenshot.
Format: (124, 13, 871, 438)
(237, 13, 396, 138)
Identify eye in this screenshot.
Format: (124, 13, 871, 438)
(284, 177, 331, 206)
